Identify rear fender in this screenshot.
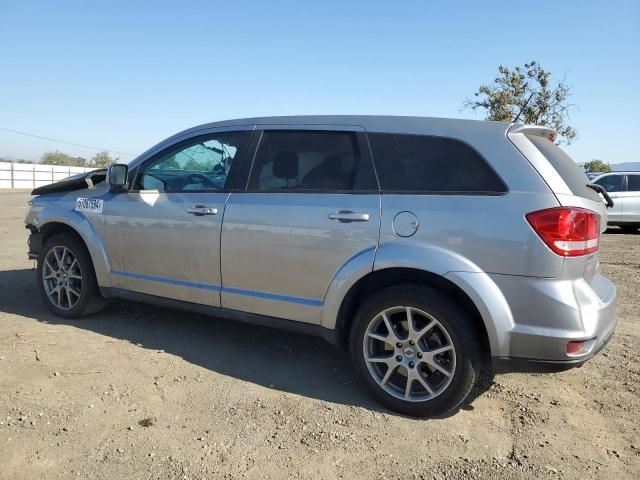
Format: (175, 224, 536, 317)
(322, 241, 514, 355)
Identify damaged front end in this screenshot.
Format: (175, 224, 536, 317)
(31, 168, 107, 196)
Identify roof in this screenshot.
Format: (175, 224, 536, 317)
(186, 115, 511, 133)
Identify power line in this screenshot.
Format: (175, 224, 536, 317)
(0, 127, 137, 157)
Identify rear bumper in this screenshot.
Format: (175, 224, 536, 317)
(488, 271, 617, 372)
(492, 323, 615, 373)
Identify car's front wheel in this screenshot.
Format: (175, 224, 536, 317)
(37, 233, 106, 318)
(349, 284, 481, 417)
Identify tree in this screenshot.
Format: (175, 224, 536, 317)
(582, 159, 612, 173)
(41, 151, 88, 167)
(90, 150, 119, 168)
(0, 157, 32, 163)
(464, 61, 577, 144)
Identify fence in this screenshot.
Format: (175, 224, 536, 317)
(0, 161, 95, 189)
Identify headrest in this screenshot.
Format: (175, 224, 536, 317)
(273, 151, 299, 180)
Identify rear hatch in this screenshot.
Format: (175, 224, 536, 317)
(508, 125, 609, 286)
(507, 125, 608, 224)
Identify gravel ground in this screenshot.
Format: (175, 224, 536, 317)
(0, 190, 638, 479)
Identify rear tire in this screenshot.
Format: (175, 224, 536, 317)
(37, 233, 106, 318)
(620, 225, 638, 234)
(349, 284, 481, 417)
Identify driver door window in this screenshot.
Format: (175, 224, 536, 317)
(136, 132, 250, 192)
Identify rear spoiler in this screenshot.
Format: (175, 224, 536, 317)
(508, 124, 558, 142)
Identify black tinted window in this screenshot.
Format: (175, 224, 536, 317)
(249, 131, 377, 191)
(369, 133, 506, 193)
(594, 174, 623, 193)
(627, 174, 640, 192)
(527, 135, 601, 202)
(136, 131, 250, 192)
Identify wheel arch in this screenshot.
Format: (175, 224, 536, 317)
(331, 267, 493, 358)
(31, 215, 111, 287)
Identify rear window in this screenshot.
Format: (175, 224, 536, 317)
(249, 130, 377, 191)
(527, 135, 601, 201)
(368, 133, 506, 193)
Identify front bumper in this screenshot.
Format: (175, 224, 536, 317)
(26, 226, 44, 260)
(488, 271, 617, 373)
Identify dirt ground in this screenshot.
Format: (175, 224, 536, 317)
(0, 190, 638, 480)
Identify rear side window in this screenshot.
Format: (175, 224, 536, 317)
(594, 174, 624, 193)
(527, 135, 601, 201)
(627, 174, 640, 192)
(249, 130, 377, 191)
(368, 133, 506, 193)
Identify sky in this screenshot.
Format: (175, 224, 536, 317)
(1, 0, 638, 164)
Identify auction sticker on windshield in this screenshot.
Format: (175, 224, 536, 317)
(75, 197, 104, 214)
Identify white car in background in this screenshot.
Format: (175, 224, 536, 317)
(593, 172, 640, 233)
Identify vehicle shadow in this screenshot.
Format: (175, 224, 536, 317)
(0, 268, 491, 418)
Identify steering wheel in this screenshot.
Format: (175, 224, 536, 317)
(183, 173, 216, 189)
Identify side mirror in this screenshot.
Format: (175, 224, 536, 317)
(108, 164, 129, 192)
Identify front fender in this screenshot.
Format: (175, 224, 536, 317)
(29, 204, 112, 288)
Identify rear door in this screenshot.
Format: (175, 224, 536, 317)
(220, 126, 380, 325)
(623, 174, 640, 223)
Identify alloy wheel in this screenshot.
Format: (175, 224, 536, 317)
(362, 306, 456, 402)
(42, 246, 83, 310)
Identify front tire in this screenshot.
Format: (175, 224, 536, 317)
(37, 233, 106, 318)
(349, 284, 481, 417)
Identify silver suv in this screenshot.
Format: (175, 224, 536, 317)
(25, 116, 617, 417)
(592, 172, 640, 233)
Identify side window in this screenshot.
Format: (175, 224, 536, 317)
(368, 133, 507, 193)
(248, 130, 377, 191)
(136, 132, 250, 192)
(627, 174, 640, 192)
(594, 174, 623, 193)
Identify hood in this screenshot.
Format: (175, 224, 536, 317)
(31, 169, 107, 196)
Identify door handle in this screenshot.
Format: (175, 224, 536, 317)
(328, 210, 370, 223)
(186, 205, 218, 216)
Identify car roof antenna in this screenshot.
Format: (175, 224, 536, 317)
(513, 92, 536, 124)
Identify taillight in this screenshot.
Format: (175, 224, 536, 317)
(526, 207, 600, 257)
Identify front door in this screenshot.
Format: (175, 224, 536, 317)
(594, 173, 624, 223)
(104, 130, 252, 306)
(220, 128, 380, 324)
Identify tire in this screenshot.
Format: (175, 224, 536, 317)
(37, 233, 106, 318)
(349, 284, 481, 417)
(620, 225, 638, 234)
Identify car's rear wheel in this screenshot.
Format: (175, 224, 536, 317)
(37, 233, 105, 318)
(349, 284, 481, 417)
(620, 225, 638, 234)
